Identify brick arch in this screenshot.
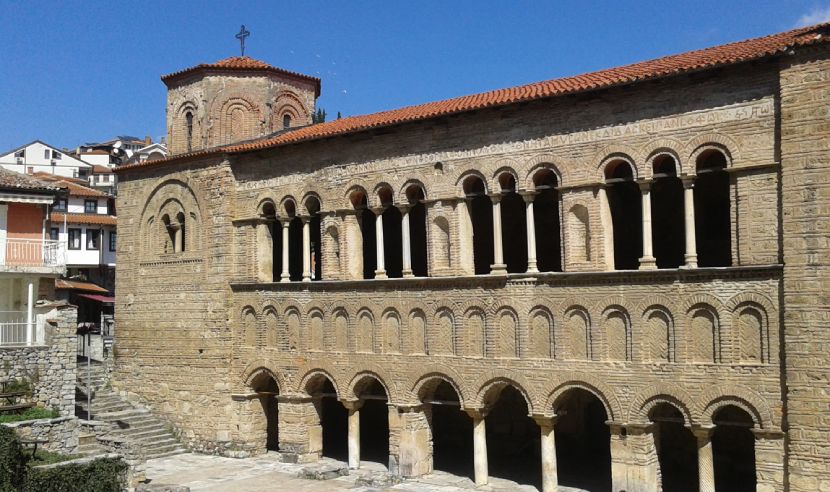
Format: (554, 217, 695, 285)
(278, 195, 299, 218)
(545, 375, 620, 421)
(345, 367, 397, 402)
(399, 179, 428, 202)
(681, 293, 724, 314)
(695, 384, 774, 428)
(557, 300, 593, 321)
(140, 178, 206, 256)
(407, 368, 468, 408)
(725, 292, 776, 314)
(626, 383, 695, 425)
(455, 169, 490, 196)
(343, 182, 370, 209)
(634, 294, 679, 316)
(371, 181, 396, 208)
(643, 138, 685, 177)
(272, 91, 308, 129)
(593, 144, 644, 181)
(239, 361, 286, 393)
(684, 133, 739, 170)
(253, 193, 278, 218)
(471, 373, 537, 414)
(211, 94, 264, 146)
(491, 164, 520, 193)
(297, 364, 343, 398)
(300, 191, 324, 215)
(524, 160, 564, 189)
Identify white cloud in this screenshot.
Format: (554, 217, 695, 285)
(796, 5, 830, 27)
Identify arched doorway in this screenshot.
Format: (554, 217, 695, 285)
(554, 388, 612, 491)
(356, 378, 390, 466)
(307, 375, 348, 461)
(421, 380, 473, 478)
(250, 372, 279, 452)
(713, 406, 756, 491)
(650, 403, 698, 492)
(605, 160, 642, 270)
(484, 385, 540, 488)
(463, 176, 493, 275)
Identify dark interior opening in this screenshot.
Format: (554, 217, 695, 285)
(288, 217, 303, 281)
(605, 161, 642, 270)
(499, 175, 527, 273)
(428, 381, 474, 479)
(382, 206, 403, 278)
(465, 176, 494, 275)
(555, 389, 612, 492)
(318, 379, 349, 461)
(651, 403, 698, 492)
(408, 187, 428, 277)
(694, 150, 732, 267)
(713, 406, 756, 492)
(651, 155, 685, 268)
(533, 170, 562, 272)
(360, 207, 377, 279)
(485, 386, 541, 488)
(263, 203, 282, 282)
(252, 373, 279, 452)
(305, 198, 323, 281)
(359, 379, 390, 466)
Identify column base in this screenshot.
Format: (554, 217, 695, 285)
(280, 275, 291, 283)
(526, 261, 539, 274)
(302, 276, 311, 283)
(374, 270, 388, 279)
(402, 269, 414, 278)
(683, 254, 698, 268)
(638, 256, 657, 270)
(490, 264, 507, 275)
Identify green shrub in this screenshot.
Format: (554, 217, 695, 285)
(24, 457, 128, 492)
(0, 407, 59, 424)
(0, 426, 26, 491)
(27, 449, 80, 466)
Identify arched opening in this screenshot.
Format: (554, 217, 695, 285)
(176, 212, 186, 252)
(554, 388, 612, 491)
(259, 202, 282, 282)
(378, 187, 403, 278)
(356, 378, 390, 466)
(351, 191, 377, 280)
(250, 372, 279, 452)
(284, 201, 303, 281)
(695, 149, 732, 267)
(605, 160, 642, 270)
(162, 214, 174, 253)
(485, 385, 540, 488)
(305, 197, 323, 280)
(185, 111, 194, 152)
(498, 173, 527, 273)
(407, 186, 428, 277)
(533, 169, 562, 272)
(650, 402, 698, 492)
(712, 405, 756, 492)
(464, 176, 493, 275)
(283, 114, 292, 129)
(651, 155, 685, 268)
(421, 381, 473, 478)
(309, 377, 349, 461)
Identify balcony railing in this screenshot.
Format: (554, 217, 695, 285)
(0, 238, 65, 269)
(0, 312, 43, 347)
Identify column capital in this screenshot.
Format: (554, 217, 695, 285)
(298, 215, 312, 223)
(371, 205, 387, 215)
(464, 407, 488, 419)
(487, 193, 502, 204)
(680, 174, 696, 188)
(751, 428, 785, 440)
(519, 190, 538, 202)
(636, 179, 653, 191)
(396, 203, 412, 213)
(532, 414, 558, 429)
(691, 425, 716, 440)
(340, 399, 364, 412)
(279, 217, 292, 228)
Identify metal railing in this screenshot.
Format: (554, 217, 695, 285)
(0, 238, 65, 268)
(0, 311, 42, 347)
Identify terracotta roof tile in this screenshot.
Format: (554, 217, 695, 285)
(55, 279, 109, 293)
(119, 22, 830, 174)
(92, 165, 114, 174)
(34, 174, 108, 197)
(51, 212, 116, 226)
(0, 168, 60, 193)
(161, 56, 321, 96)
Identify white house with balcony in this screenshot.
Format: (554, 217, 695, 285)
(0, 168, 65, 347)
(0, 140, 92, 180)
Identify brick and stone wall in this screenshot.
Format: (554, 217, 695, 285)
(3, 416, 80, 454)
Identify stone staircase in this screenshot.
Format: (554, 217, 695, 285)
(76, 358, 187, 459)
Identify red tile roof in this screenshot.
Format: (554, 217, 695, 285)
(92, 165, 114, 174)
(119, 22, 830, 175)
(51, 212, 116, 226)
(55, 279, 109, 293)
(161, 56, 321, 96)
(0, 168, 60, 193)
(34, 174, 108, 197)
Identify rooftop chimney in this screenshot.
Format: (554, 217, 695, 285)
(145, 135, 152, 145)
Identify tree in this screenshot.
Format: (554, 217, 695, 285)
(337, 111, 342, 120)
(312, 108, 327, 124)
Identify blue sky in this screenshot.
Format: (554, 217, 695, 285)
(2, 0, 829, 151)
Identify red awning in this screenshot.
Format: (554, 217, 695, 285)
(76, 294, 115, 304)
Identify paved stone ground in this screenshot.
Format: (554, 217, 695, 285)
(142, 452, 589, 491)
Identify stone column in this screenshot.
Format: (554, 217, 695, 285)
(533, 415, 558, 492)
(752, 429, 785, 492)
(638, 181, 657, 269)
(343, 400, 363, 469)
(26, 279, 34, 345)
(608, 422, 659, 492)
(489, 194, 507, 275)
(694, 426, 716, 492)
(173, 224, 183, 253)
(466, 409, 488, 485)
(397, 405, 432, 477)
(522, 192, 539, 273)
(682, 176, 698, 268)
(374, 208, 387, 279)
(399, 205, 414, 277)
(280, 220, 291, 282)
(301, 216, 312, 282)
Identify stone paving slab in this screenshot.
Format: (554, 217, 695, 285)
(143, 452, 586, 491)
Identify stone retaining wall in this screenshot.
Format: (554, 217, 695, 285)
(3, 416, 79, 454)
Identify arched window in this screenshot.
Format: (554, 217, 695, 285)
(498, 173, 526, 273)
(533, 169, 562, 272)
(377, 186, 402, 278)
(605, 160, 642, 270)
(350, 190, 377, 279)
(304, 196, 322, 281)
(406, 186, 428, 277)
(162, 214, 174, 253)
(185, 111, 194, 152)
(463, 175, 493, 275)
(257, 202, 280, 282)
(283, 114, 292, 129)
(694, 149, 732, 267)
(651, 155, 685, 268)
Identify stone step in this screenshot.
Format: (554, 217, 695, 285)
(112, 427, 169, 440)
(77, 443, 107, 457)
(149, 448, 188, 459)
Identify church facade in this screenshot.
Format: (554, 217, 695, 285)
(114, 23, 830, 492)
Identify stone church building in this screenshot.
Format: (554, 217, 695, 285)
(114, 23, 830, 492)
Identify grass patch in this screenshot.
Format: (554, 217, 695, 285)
(27, 450, 81, 467)
(0, 407, 59, 424)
